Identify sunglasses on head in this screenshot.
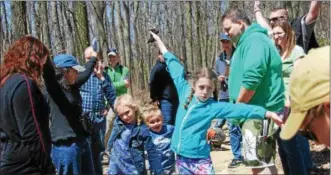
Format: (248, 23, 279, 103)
(269, 16, 287, 23)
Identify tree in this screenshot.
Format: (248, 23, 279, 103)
(50, 1, 64, 55)
(73, 1, 89, 62)
(11, 1, 28, 41)
(115, 1, 126, 65)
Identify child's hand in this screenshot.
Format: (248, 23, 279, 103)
(149, 31, 161, 42)
(265, 111, 284, 127)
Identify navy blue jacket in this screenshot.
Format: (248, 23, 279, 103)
(149, 61, 179, 105)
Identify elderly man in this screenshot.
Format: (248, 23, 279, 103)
(80, 47, 116, 175)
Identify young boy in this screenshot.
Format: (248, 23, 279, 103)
(141, 104, 175, 175)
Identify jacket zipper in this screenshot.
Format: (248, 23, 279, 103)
(177, 102, 198, 152)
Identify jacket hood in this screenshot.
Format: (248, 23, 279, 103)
(237, 23, 269, 45)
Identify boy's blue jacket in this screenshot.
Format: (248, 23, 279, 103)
(107, 118, 162, 174)
(163, 52, 268, 159)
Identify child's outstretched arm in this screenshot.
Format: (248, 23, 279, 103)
(212, 102, 283, 127)
(150, 31, 190, 96)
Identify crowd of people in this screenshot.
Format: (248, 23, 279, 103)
(0, 1, 329, 175)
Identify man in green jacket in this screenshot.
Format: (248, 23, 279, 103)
(105, 48, 130, 96)
(222, 9, 285, 175)
(104, 48, 130, 151)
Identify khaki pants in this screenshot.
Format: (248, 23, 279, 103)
(104, 109, 116, 150)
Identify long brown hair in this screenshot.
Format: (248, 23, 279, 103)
(0, 36, 49, 87)
(272, 20, 296, 59)
(184, 67, 217, 109)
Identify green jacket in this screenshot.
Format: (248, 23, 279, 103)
(228, 23, 285, 112)
(106, 63, 129, 96)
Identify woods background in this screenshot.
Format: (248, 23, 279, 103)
(1, 1, 330, 98)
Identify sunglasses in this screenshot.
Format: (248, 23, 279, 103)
(221, 40, 230, 43)
(269, 16, 287, 23)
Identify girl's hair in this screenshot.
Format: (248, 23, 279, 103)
(114, 94, 141, 124)
(271, 20, 296, 59)
(140, 103, 163, 123)
(0, 36, 49, 88)
(184, 67, 217, 109)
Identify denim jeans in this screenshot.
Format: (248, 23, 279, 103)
(276, 129, 312, 175)
(90, 118, 106, 175)
(160, 99, 177, 125)
(226, 121, 242, 160)
(51, 138, 94, 175)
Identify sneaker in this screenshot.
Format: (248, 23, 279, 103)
(228, 159, 242, 168)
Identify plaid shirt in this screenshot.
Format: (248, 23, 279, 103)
(80, 72, 116, 121)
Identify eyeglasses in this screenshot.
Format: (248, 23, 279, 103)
(269, 16, 287, 23)
(272, 32, 285, 37)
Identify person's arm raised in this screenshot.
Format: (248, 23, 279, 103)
(254, 1, 272, 35)
(305, 1, 321, 25)
(150, 31, 191, 97)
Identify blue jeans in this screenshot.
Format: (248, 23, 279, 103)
(51, 138, 94, 175)
(160, 99, 177, 125)
(90, 118, 106, 175)
(276, 129, 312, 175)
(226, 121, 242, 160)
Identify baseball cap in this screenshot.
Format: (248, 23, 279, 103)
(280, 46, 330, 140)
(53, 54, 86, 72)
(107, 48, 118, 57)
(219, 33, 231, 41)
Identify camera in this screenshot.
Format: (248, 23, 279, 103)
(147, 28, 159, 43)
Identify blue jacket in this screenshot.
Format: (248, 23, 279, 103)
(163, 52, 268, 159)
(107, 118, 162, 174)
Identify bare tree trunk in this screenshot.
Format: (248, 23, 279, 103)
(50, 1, 64, 55)
(111, 2, 118, 49)
(90, 1, 108, 62)
(1, 1, 10, 55)
(11, 1, 28, 41)
(61, 2, 75, 55)
(122, 2, 134, 95)
(180, 2, 188, 70)
(34, 2, 41, 38)
(185, 2, 194, 72)
(26, 2, 33, 35)
(115, 1, 126, 65)
(73, 1, 89, 62)
(34, 2, 51, 50)
(133, 2, 145, 90)
(194, 1, 203, 68)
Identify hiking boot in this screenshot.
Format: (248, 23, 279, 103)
(228, 159, 242, 168)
